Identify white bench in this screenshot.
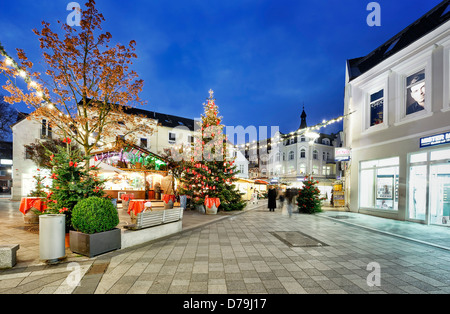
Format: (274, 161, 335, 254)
(0, 244, 20, 268)
(124, 207, 184, 230)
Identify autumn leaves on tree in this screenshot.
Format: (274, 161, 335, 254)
(1, 1, 245, 213)
(0, 0, 150, 166)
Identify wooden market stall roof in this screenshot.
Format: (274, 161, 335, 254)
(254, 179, 269, 185)
(92, 137, 168, 174)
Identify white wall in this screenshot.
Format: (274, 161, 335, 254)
(343, 21, 450, 219)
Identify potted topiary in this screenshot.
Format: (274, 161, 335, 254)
(69, 196, 121, 257)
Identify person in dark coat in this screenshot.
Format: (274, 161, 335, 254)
(268, 186, 277, 212)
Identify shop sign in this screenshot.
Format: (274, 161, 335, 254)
(335, 147, 351, 161)
(420, 132, 450, 148)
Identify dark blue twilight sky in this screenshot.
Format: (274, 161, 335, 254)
(0, 0, 444, 142)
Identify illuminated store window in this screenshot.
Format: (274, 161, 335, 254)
(408, 149, 450, 226)
(360, 157, 399, 210)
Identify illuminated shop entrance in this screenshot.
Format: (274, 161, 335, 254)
(408, 148, 450, 226)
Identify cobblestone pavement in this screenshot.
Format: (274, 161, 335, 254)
(1, 201, 450, 295)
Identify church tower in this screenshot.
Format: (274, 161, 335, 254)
(300, 106, 307, 129)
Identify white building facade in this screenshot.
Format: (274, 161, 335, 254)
(11, 107, 248, 200)
(343, 2, 450, 225)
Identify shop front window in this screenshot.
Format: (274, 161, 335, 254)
(408, 148, 450, 226)
(360, 157, 399, 210)
(429, 164, 450, 226)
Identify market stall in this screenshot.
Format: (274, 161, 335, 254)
(235, 178, 255, 201)
(91, 139, 171, 201)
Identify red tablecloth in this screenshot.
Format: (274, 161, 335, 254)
(127, 200, 153, 215)
(162, 194, 176, 204)
(204, 197, 220, 209)
(121, 194, 135, 201)
(19, 197, 47, 215)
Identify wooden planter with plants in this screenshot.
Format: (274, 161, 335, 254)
(70, 196, 121, 258)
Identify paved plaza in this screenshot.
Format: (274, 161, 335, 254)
(1, 198, 450, 295)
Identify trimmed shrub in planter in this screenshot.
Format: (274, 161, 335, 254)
(70, 197, 121, 257)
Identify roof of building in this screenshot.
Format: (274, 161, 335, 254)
(347, 0, 450, 81)
(121, 106, 197, 131)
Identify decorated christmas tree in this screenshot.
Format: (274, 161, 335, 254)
(45, 137, 106, 230)
(297, 175, 323, 214)
(28, 169, 47, 198)
(178, 90, 245, 212)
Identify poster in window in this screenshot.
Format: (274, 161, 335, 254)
(376, 176, 393, 199)
(370, 89, 383, 126)
(406, 70, 425, 115)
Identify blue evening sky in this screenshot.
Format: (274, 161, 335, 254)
(0, 0, 444, 142)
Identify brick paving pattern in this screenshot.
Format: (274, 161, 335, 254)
(2, 201, 449, 294)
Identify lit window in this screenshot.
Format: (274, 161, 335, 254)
(370, 89, 384, 126)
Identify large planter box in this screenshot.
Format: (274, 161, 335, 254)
(205, 204, 218, 215)
(70, 228, 121, 258)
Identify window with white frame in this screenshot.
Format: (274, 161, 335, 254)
(443, 37, 450, 111)
(299, 163, 306, 174)
(405, 69, 426, 116)
(313, 150, 318, 160)
(359, 71, 388, 132)
(369, 89, 384, 126)
(140, 138, 148, 148)
(312, 165, 318, 174)
(322, 165, 331, 175)
(289, 151, 294, 160)
(41, 119, 52, 139)
(392, 48, 432, 124)
(300, 148, 306, 158)
(275, 152, 280, 162)
(168, 132, 176, 143)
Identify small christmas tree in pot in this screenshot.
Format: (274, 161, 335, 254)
(297, 175, 323, 214)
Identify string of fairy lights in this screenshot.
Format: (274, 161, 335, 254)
(232, 114, 350, 150)
(1, 42, 353, 152)
(0, 42, 51, 106)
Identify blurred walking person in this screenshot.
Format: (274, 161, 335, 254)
(285, 188, 296, 218)
(268, 185, 277, 212)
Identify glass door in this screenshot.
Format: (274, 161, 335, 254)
(408, 165, 427, 221)
(429, 164, 450, 226)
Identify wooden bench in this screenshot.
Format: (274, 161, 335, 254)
(124, 207, 184, 230)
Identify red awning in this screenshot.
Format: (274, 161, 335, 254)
(254, 180, 268, 184)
